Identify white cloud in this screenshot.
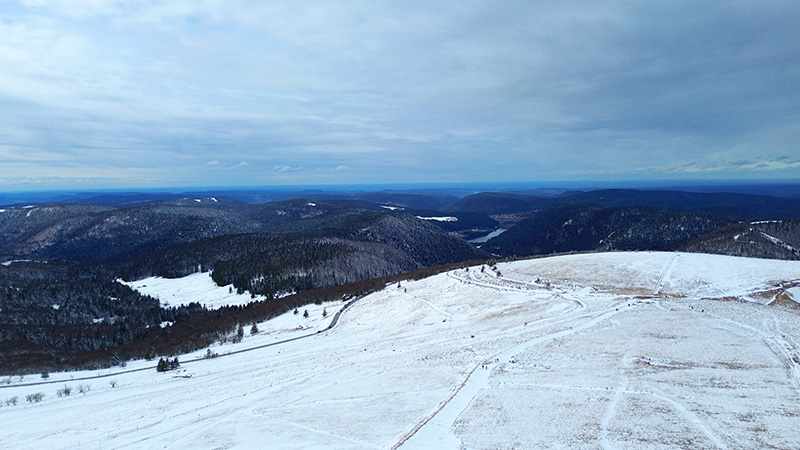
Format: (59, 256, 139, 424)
(273, 165, 302, 174)
(226, 162, 249, 171)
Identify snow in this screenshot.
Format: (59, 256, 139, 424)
(307, 202, 317, 206)
(415, 216, 458, 222)
(381, 205, 405, 211)
(758, 230, 797, 253)
(123, 272, 269, 309)
(4, 252, 800, 449)
(788, 287, 800, 305)
(2, 259, 41, 266)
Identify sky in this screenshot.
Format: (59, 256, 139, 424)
(1, 1, 799, 191)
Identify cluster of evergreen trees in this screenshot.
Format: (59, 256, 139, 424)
(0, 261, 159, 351)
(156, 357, 180, 372)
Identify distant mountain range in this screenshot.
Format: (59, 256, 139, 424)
(444, 189, 800, 219)
(0, 198, 480, 264)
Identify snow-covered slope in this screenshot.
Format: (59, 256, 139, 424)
(123, 272, 273, 309)
(3, 252, 800, 449)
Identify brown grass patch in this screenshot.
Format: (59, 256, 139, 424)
(769, 292, 800, 309)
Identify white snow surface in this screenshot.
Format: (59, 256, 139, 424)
(415, 216, 458, 222)
(788, 287, 800, 305)
(123, 272, 270, 309)
(4, 252, 800, 449)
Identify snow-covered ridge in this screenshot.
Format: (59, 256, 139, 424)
(758, 230, 798, 253)
(732, 226, 799, 256)
(4, 252, 800, 449)
(416, 215, 458, 222)
(2, 259, 30, 266)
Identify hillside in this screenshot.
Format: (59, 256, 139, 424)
(2, 252, 799, 449)
(0, 200, 483, 372)
(0, 199, 479, 265)
(444, 189, 800, 220)
(117, 212, 483, 294)
(683, 220, 800, 260)
(481, 204, 734, 257)
(0, 200, 263, 263)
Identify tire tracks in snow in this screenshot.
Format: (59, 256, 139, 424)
(506, 380, 729, 449)
(394, 301, 629, 450)
(600, 377, 628, 450)
(697, 306, 800, 396)
(654, 253, 680, 295)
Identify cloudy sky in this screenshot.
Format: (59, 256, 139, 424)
(1, 1, 798, 190)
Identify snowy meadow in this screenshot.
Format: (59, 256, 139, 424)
(2, 252, 799, 449)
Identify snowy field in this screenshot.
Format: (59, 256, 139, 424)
(123, 272, 274, 309)
(2, 252, 800, 449)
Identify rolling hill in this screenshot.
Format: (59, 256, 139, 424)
(481, 204, 734, 258)
(444, 189, 800, 219)
(683, 220, 800, 260)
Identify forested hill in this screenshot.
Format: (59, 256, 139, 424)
(481, 204, 735, 258)
(116, 211, 483, 294)
(683, 220, 800, 260)
(0, 198, 483, 297)
(0, 198, 481, 265)
(443, 189, 800, 219)
(0, 197, 485, 373)
(0, 200, 262, 263)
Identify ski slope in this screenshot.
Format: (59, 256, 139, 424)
(3, 252, 800, 449)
